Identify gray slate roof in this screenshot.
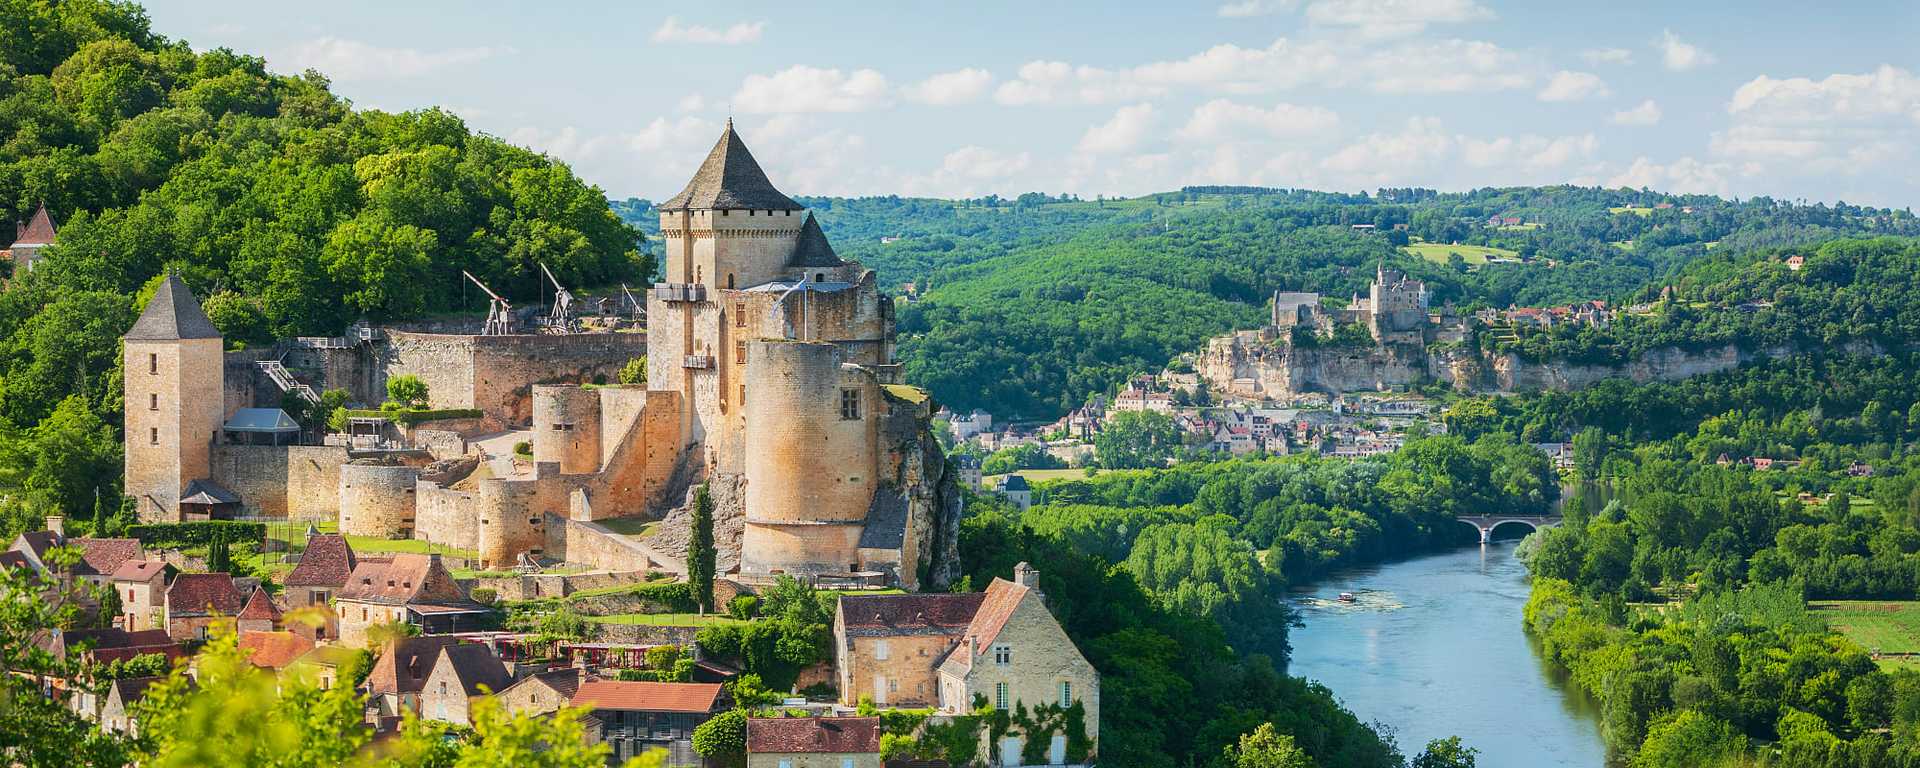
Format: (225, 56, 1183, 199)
(125, 275, 221, 341)
(659, 122, 803, 212)
(787, 213, 845, 269)
(858, 488, 908, 550)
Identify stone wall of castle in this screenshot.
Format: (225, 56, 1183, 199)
(473, 476, 552, 569)
(544, 513, 669, 574)
(125, 337, 225, 522)
(413, 483, 478, 553)
(210, 444, 349, 520)
(338, 464, 421, 537)
(378, 331, 647, 427)
(660, 208, 804, 292)
(532, 386, 604, 474)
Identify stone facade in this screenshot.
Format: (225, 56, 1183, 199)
(338, 463, 422, 538)
(211, 445, 349, 521)
(378, 330, 647, 428)
(936, 568, 1099, 763)
(124, 336, 224, 523)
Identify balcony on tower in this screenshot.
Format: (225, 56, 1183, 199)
(652, 282, 707, 303)
(682, 354, 714, 370)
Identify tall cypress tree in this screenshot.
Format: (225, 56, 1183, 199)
(689, 484, 716, 613)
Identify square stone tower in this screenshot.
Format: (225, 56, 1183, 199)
(123, 275, 226, 522)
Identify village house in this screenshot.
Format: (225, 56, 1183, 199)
(110, 560, 168, 631)
(284, 532, 356, 642)
(745, 716, 882, 768)
(951, 454, 983, 490)
(947, 409, 994, 441)
(419, 643, 512, 726)
(936, 565, 1099, 765)
(496, 668, 588, 718)
(164, 572, 245, 641)
(5, 203, 57, 273)
(236, 587, 283, 634)
(366, 635, 462, 717)
(238, 630, 316, 672)
(571, 679, 726, 767)
(99, 676, 165, 736)
(334, 553, 488, 647)
(289, 645, 364, 691)
(997, 475, 1031, 511)
(834, 591, 986, 708)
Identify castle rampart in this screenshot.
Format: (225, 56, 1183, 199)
(338, 463, 421, 538)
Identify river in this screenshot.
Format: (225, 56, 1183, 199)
(1287, 541, 1609, 767)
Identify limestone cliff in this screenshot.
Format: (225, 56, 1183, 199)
(1196, 332, 1874, 398)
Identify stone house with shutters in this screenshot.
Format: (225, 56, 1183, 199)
(236, 587, 283, 634)
(365, 635, 462, 717)
(99, 676, 165, 736)
(418, 643, 511, 726)
(745, 716, 881, 768)
(164, 572, 245, 641)
(110, 560, 169, 632)
(570, 679, 725, 767)
(935, 564, 1098, 766)
(496, 668, 587, 718)
(833, 591, 984, 708)
(333, 553, 488, 647)
(284, 533, 356, 642)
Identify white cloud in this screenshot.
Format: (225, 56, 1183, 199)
(1581, 48, 1633, 66)
(1611, 99, 1662, 126)
(651, 17, 765, 45)
(1077, 103, 1160, 155)
(1537, 71, 1609, 102)
(1176, 99, 1340, 142)
(903, 68, 994, 105)
(733, 66, 889, 114)
(1606, 156, 1730, 195)
(940, 146, 1032, 179)
(1217, 0, 1296, 17)
(279, 37, 509, 82)
(1656, 29, 1713, 71)
(1304, 0, 1494, 40)
(1130, 38, 1344, 93)
(1460, 133, 1598, 171)
(1367, 40, 1531, 93)
(1321, 117, 1453, 178)
(995, 60, 1160, 105)
(1711, 65, 1920, 178)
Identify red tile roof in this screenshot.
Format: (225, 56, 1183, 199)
(943, 578, 1030, 673)
(571, 680, 723, 714)
(74, 538, 143, 577)
(0, 551, 30, 571)
(838, 592, 984, 634)
(747, 717, 881, 755)
(110, 560, 167, 583)
(338, 553, 473, 608)
(238, 587, 282, 622)
(285, 534, 356, 588)
(166, 573, 245, 617)
(13, 204, 55, 246)
(238, 631, 314, 670)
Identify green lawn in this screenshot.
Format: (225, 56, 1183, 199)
(343, 535, 477, 559)
(1610, 240, 1636, 251)
(1496, 223, 1542, 232)
(595, 517, 659, 537)
(1813, 601, 1920, 665)
(589, 613, 746, 627)
(984, 467, 1143, 484)
(1400, 242, 1519, 266)
(1609, 205, 1656, 217)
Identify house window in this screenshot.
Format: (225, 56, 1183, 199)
(735, 303, 746, 327)
(148, 353, 157, 374)
(738, 384, 746, 405)
(995, 682, 1009, 710)
(149, 428, 158, 445)
(726, 273, 735, 289)
(874, 639, 890, 661)
(840, 389, 861, 420)
(993, 644, 1011, 666)
(735, 341, 747, 365)
(1060, 681, 1072, 707)
(438, 681, 447, 695)
(843, 760, 855, 768)
(779, 761, 792, 768)
(148, 393, 158, 410)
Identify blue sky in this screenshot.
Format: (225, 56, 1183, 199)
(142, 1, 1920, 207)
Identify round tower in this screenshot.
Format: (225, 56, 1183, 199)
(338, 463, 421, 538)
(531, 385, 602, 474)
(741, 340, 877, 577)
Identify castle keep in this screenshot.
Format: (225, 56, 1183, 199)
(122, 123, 960, 589)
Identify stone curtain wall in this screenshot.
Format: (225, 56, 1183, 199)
(414, 483, 479, 553)
(380, 331, 647, 428)
(546, 514, 675, 574)
(211, 444, 349, 520)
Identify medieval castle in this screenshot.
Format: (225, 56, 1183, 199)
(121, 123, 961, 590)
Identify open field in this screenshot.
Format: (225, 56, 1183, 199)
(595, 517, 659, 538)
(343, 535, 477, 559)
(1400, 242, 1519, 265)
(984, 467, 1147, 484)
(1609, 205, 1656, 216)
(1812, 600, 1920, 667)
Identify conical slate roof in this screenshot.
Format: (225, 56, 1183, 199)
(13, 204, 56, 246)
(125, 274, 222, 341)
(787, 213, 845, 269)
(659, 121, 803, 212)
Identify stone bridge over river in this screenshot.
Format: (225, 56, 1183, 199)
(1454, 514, 1561, 544)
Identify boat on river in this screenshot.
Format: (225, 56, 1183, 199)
(1336, 592, 1357, 603)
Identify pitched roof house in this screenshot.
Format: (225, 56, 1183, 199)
(334, 553, 486, 647)
(833, 592, 985, 707)
(419, 643, 511, 726)
(164, 573, 246, 641)
(745, 716, 881, 768)
(938, 565, 1099, 765)
(238, 630, 315, 671)
(236, 587, 283, 634)
(572, 680, 726, 767)
(366, 635, 463, 717)
(497, 668, 588, 718)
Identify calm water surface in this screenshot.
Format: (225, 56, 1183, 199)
(1287, 542, 1609, 768)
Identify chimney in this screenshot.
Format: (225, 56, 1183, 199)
(44, 516, 63, 537)
(1013, 562, 1040, 591)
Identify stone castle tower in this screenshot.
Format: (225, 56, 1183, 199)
(123, 275, 226, 522)
(646, 122, 916, 583)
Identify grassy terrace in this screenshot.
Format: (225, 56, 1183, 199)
(589, 613, 746, 627)
(1813, 600, 1920, 670)
(1400, 241, 1521, 266)
(595, 518, 659, 538)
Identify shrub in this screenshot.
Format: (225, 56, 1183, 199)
(513, 441, 532, 457)
(470, 587, 497, 605)
(727, 595, 759, 620)
(385, 374, 429, 409)
(619, 357, 647, 385)
(128, 522, 265, 548)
